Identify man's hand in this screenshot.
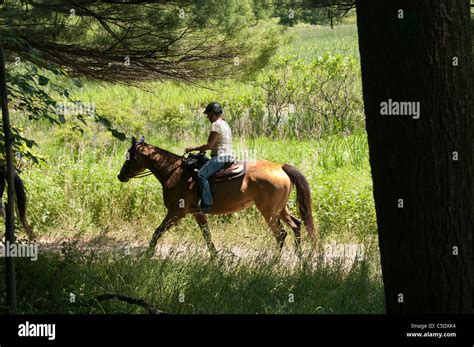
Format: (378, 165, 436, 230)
(186, 138, 214, 153)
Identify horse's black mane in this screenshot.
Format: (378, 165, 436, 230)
(143, 143, 183, 162)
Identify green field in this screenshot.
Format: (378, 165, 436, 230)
(2, 24, 385, 314)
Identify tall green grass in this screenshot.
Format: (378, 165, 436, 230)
(1, 244, 384, 314)
(284, 24, 360, 60)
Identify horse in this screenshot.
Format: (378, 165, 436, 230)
(0, 164, 35, 239)
(117, 136, 316, 256)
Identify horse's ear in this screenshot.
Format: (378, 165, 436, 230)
(138, 136, 145, 144)
(131, 136, 137, 146)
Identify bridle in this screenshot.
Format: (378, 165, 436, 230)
(125, 152, 187, 180)
(127, 170, 153, 179)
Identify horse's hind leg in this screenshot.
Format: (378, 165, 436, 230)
(255, 196, 288, 251)
(255, 202, 287, 251)
(194, 213, 217, 256)
(273, 218, 287, 250)
(270, 217, 287, 251)
(280, 206, 302, 256)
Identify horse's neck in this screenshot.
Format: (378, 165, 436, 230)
(141, 145, 184, 188)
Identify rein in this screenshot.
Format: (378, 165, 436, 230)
(128, 171, 154, 179)
(127, 153, 187, 179)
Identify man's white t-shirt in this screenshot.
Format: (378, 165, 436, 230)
(210, 118, 232, 157)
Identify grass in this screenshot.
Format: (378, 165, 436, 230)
(284, 24, 360, 61)
(1, 244, 384, 314)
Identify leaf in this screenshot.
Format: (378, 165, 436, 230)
(72, 79, 83, 88)
(25, 139, 36, 148)
(58, 113, 66, 124)
(96, 116, 111, 128)
(76, 115, 88, 126)
(72, 125, 84, 134)
(19, 82, 34, 96)
(110, 129, 127, 141)
(38, 75, 49, 86)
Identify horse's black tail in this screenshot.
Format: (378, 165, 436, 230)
(14, 171, 34, 239)
(282, 164, 317, 243)
(14, 172, 27, 221)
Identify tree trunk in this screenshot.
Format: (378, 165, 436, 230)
(356, 0, 473, 313)
(0, 43, 17, 314)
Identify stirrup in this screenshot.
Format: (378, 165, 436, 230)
(196, 199, 210, 213)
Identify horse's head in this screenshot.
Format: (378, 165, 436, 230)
(117, 136, 147, 182)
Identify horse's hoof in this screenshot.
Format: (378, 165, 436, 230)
(143, 247, 155, 259)
(216, 249, 237, 258)
(209, 250, 219, 259)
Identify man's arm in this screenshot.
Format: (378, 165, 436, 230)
(185, 131, 219, 153)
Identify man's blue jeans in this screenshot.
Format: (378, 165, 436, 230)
(197, 155, 233, 208)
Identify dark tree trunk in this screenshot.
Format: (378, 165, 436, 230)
(356, 0, 473, 313)
(0, 43, 17, 313)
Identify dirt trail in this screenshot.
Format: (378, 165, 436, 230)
(30, 236, 365, 270)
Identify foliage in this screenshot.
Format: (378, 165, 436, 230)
(252, 0, 356, 26)
(0, 0, 287, 164)
(2, 62, 126, 163)
(1, 0, 282, 83)
(66, 25, 363, 142)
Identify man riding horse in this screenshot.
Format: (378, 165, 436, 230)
(118, 102, 316, 256)
(184, 102, 234, 213)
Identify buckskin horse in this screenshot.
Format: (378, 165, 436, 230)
(117, 136, 316, 255)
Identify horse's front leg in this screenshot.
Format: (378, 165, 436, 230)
(148, 212, 180, 255)
(194, 213, 217, 256)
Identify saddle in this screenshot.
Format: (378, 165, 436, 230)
(184, 152, 246, 190)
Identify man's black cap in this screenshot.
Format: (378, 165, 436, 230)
(203, 102, 223, 115)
